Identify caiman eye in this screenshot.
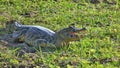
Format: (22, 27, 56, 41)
(70, 35, 73, 37)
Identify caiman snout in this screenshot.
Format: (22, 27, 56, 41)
(76, 27, 87, 32)
(69, 27, 87, 41)
(77, 27, 87, 38)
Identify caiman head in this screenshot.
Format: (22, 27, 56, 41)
(56, 24, 87, 44)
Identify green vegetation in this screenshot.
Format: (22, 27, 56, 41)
(0, 0, 119, 68)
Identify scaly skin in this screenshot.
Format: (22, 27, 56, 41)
(6, 21, 87, 48)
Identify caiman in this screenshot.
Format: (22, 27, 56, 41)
(6, 21, 87, 48)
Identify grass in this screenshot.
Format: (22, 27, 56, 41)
(0, 0, 120, 68)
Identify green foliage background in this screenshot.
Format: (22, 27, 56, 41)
(0, 0, 120, 68)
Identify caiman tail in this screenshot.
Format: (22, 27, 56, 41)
(14, 21, 30, 30)
(6, 20, 28, 33)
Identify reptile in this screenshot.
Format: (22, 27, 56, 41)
(6, 21, 87, 48)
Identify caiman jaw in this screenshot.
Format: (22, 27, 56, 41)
(70, 32, 78, 35)
(75, 27, 87, 38)
(70, 27, 87, 37)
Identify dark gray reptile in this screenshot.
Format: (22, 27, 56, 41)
(6, 21, 87, 48)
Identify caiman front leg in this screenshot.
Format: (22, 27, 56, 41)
(34, 39, 48, 48)
(12, 29, 27, 42)
(34, 39, 56, 49)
